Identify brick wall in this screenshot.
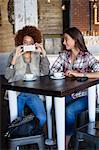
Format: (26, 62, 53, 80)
(71, 0, 89, 31)
(0, 0, 15, 52)
(0, 0, 99, 52)
(38, 0, 63, 34)
(71, 0, 99, 35)
(0, 0, 63, 52)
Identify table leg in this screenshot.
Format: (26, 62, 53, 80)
(45, 96, 52, 139)
(54, 97, 65, 150)
(88, 85, 96, 122)
(97, 84, 99, 104)
(8, 90, 18, 122)
(45, 96, 56, 145)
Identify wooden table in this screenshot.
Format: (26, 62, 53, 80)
(1, 75, 99, 150)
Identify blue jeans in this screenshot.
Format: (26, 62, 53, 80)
(17, 93, 46, 128)
(65, 95, 88, 135)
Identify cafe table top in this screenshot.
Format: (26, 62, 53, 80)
(1, 75, 99, 97)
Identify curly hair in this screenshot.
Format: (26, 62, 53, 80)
(15, 26, 42, 46)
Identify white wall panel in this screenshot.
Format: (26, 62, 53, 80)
(14, 0, 25, 32)
(14, 0, 38, 32)
(25, 0, 38, 27)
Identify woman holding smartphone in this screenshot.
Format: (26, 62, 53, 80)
(5, 26, 50, 128)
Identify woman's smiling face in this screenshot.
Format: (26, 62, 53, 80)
(63, 33, 75, 50)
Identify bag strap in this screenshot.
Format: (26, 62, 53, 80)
(8, 114, 35, 128)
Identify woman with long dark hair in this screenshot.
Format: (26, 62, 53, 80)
(50, 27, 99, 149)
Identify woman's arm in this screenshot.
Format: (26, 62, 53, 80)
(65, 53, 99, 78)
(35, 43, 50, 75)
(5, 46, 24, 80)
(5, 52, 15, 80)
(50, 53, 66, 75)
(65, 70, 99, 78)
(40, 56, 50, 75)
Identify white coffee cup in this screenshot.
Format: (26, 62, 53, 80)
(53, 72, 64, 78)
(24, 73, 34, 80)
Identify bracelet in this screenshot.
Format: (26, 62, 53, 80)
(9, 64, 14, 69)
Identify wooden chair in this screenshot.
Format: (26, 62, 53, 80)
(74, 121, 99, 150)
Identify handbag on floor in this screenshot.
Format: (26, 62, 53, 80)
(4, 114, 42, 138)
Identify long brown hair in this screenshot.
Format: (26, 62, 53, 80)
(64, 27, 88, 52)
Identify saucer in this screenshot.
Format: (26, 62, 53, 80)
(50, 75, 65, 80)
(23, 76, 37, 81)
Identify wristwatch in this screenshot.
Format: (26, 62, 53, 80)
(9, 64, 14, 69)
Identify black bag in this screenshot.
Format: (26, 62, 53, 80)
(5, 114, 42, 138)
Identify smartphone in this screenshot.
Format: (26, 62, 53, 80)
(76, 77, 88, 82)
(21, 45, 36, 52)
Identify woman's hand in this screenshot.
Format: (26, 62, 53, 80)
(65, 70, 83, 77)
(11, 46, 24, 65)
(35, 43, 46, 57)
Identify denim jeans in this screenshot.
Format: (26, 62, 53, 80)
(17, 93, 46, 128)
(65, 95, 88, 135)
